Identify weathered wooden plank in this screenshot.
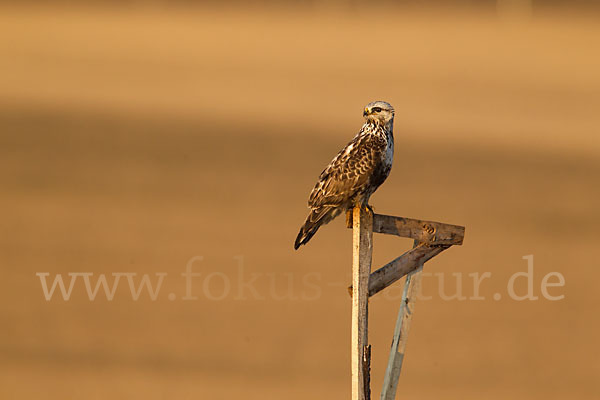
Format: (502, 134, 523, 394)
(346, 213, 465, 246)
(352, 206, 373, 400)
(381, 240, 425, 400)
(348, 244, 448, 298)
(369, 244, 448, 297)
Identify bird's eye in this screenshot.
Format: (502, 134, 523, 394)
(372, 107, 382, 113)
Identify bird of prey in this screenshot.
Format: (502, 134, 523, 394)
(294, 101, 395, 249)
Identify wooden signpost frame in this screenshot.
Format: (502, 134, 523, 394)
(347, 206, 465, 400)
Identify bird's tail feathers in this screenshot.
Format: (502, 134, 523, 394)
(294, 206, 341, 250)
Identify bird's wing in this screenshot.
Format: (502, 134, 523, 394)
(308, 133, 386, 208)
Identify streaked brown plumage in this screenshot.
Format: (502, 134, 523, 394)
(294, 101, 395, 249)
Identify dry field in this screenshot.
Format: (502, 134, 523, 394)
(0, 5, 599, 399)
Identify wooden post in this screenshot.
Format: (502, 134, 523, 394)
(352, 206, 373, 400)
(380, 240, 425, 400)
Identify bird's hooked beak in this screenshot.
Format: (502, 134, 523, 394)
(363, 107, 369, 117)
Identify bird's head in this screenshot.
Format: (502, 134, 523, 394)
(363, 101, 395, 125)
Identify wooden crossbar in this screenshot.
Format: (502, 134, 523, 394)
(347, 213, 464, 246)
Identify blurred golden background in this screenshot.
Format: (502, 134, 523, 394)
(1, 1, 599, 399)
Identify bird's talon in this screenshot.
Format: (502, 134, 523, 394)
(360, 204, 374, 215)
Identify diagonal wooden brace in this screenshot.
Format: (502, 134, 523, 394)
(347, 243, 449, 297)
